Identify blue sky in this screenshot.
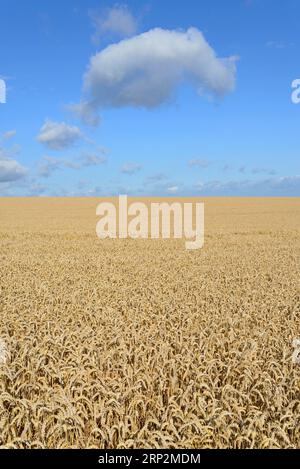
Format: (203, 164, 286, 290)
(0, 0, 299, 196)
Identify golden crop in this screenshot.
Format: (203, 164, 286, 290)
(0, 197, 300, 449)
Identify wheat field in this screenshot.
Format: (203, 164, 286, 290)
(0, 197, 300, 449)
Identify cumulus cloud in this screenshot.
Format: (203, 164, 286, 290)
(89, 4, 138, 43)
(37, 120, 82, 150)
(188, 159, 210, 168)
(121, 162, 142, 175)
(0, 158, 27, 183)
(0, 143, 27, 183)
(78, 27, 237, 121)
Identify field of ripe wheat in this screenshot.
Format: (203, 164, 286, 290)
(0, 197, 300, 449)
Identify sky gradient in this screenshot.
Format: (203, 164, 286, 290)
(0, 0, 300, 196)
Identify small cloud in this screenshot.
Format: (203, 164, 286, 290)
(0, 142, 26, 183)
(0, 158, 27, 183)
(0, 144, 21, 160)
(27, 183, 47, 196)
(195, 175, 300, 196)
(38, 151, 107, 178)
(1, 130, 16, 141)
(188, 159, 210, 168)
(89, 4, 138, 44)
(121, 162, 142, 175)
(79, 152, 107, 167)
(145, 172, 167, 184)
(38, 156, 61, 178)
(77, 179, 88, 190)
(63, 160, 81, 170)
(166, 185, 179, 194)
(266, 41, 293, 49)
(252, 167, 276, 176)
(37, 120, 82, 151)
(68, 101, 101, 127)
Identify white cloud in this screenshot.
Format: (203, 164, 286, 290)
(27, 182, 47, 196)
(68, 102, 101, 127)
(188, 159, 210, 168)
(121, 162, 142, 175)
(0, 142, 27, 183)
(80, 153, 107, 167)
(38, 152, 107, 178)
(1, 130, 16, 141)
(37, 120, 82, 150)
(38, 156, 61, 178)
(145, 173, 167, 184)
(266, 41, 293, 50)
(166, 185, 179, 193)
(81, 27, 237, 117)
(195, 176, 300, 196)
(252, 167, 276, 176)
(0, 144, 21, 160)
(0, 158, 27, 183)
(90, 4, 138, 43)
